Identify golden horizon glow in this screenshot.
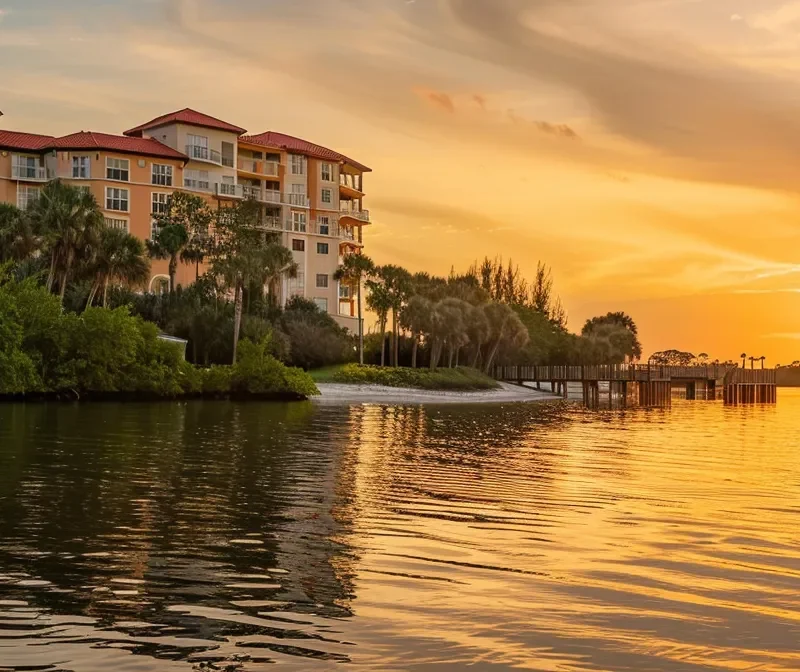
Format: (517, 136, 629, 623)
(2, 0, 800, 362)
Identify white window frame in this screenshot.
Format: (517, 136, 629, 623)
(321, 188, 332, 204)
(289, 271, 306, 297)
(152, 163, 173, 186)
(291, 238, 305, 252)
(187, 134, 208, 149)
(316, 274, 329, 289)
(105, 186, 130, 212)
(104, 217, 129, 232)
(292, 211, 307, 232)
(317, 215, 330, 235)
(290, 154, 305, 175)
(16, 185, 41, 210)
(321, 162, 333, 182)
(184, 169, 210, 191)
(314, 297, 329, 313)
(72, 155, 90, 179)
(316, 242, 329, 255)
(151, 192, 170, 216)
(106, 157, 130, 182)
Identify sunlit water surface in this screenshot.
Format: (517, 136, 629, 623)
(1, 391, 799, 671)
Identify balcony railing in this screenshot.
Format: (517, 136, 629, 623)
(285, 193, 310, 208)
(309, 220, 356, 240)
(339, 175, 363, 192)
(185, 145, 222, 165)
(340, 207, 370, 223)
(214, 182, 242, 198)
(12, 164, 49, 181)
(242, 185, 261, 201)
(184, 178, 212, 192)
(238, 158, 280, 178)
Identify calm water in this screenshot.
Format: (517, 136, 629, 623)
(1, 392, 799, 671)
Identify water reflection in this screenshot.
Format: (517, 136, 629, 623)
(1, 394, 800, 670)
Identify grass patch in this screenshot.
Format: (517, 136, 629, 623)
(312, 364, 500, 391)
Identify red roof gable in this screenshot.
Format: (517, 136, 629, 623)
(50, 132, 188, 161)
(124, 108, 246, 137)
(241, 131, 371, 172)
(0, 130, 55, 152)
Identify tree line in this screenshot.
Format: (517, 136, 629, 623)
(336, 255, 644, 372)
(1, 180, 644, 374)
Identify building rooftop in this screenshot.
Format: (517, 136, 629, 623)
(0, 130, 56, 152)
(50, 131, 189, 161)
(241, 131, 371, 172)
(124, 108, 247, 137)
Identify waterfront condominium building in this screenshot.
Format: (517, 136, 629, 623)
(0, 108, 371, 331)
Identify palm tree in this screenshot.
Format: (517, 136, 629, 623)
(760, 356, 766, 370)
(366, 278, 393, 367)
(27, 180, 103, 303)
(0, 203, 39, 262)
(147, 223, 189, 293)
(749, 356, 756, 370)
(741, 353, 747, 369)
(379, 264, 413, 367)
(86, 227, 150, 308)
(334, 253, 376, 365)
(400, 295, 432, 368)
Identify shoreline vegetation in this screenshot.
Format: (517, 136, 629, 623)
(2, 182, 646, 404)
(311, 364, 501, 391)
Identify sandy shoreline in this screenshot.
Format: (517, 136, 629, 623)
(313, 382, 562, 405)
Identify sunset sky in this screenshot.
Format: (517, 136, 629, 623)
(3, 0, 800, 362)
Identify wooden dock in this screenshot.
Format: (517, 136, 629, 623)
(494, 364, 777, 407)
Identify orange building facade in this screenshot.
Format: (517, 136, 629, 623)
(0, 109, 371, 331)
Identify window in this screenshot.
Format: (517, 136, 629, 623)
(75, 185, 91, 195)
(184, 169, 210, 191)
(317, 242, 329, 255)
(187, 134, 208, 148)
(221, 141, 235, 168)
(106, 187, 129, 212)
(292, 239, 305, 252)
(104, 217, 128, 232)
(314, 298, 329, 313)
(288, 271, 305, 297)
(152, 192, 170, 216)
(316, 274, 329, 289)
(106, 158, 130, 182)
(290, 154, 305, 175)
(292, 211, 307, 232)
(72, 156, 90, 179)
(16, 185, 41, 210)
(321, 188, 332, 204)
(317, 216, 330, 235)
(321, 163, 333, 181)
(152, 164, 173, 186)
(12, 155, 41, 179)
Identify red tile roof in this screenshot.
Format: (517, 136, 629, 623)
(0, 130, 55, 151)
(241, 131, 371, 172)
(50, 132, 188, 161)
(124, 108, 247, 137)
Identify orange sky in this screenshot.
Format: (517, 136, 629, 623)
(2, 0, 800, 363)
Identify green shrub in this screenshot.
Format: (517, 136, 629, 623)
(233, 338, 319, 397)
(201, 366, 233, 394)
(326, 364, 500, 391)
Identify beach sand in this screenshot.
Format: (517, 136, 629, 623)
(313, 382, 562, 405)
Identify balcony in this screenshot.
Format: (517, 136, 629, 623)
(185, 144, 222, 165)
(184, 178, 212, 192)
(214, 182, 243, 198)
(238, 158, 280, 178)
(339, 206, 370, 223)
(285, 193, 310, 208)
(12, 164, 49, 181)
(339, 174, 363, 195)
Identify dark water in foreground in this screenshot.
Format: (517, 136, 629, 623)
(1, 392, 799, 671)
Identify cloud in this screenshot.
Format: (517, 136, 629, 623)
(534, 120, 579, 139)
(730, 14, 743, 22)
(416, 88, 456, 113)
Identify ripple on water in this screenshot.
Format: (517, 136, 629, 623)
(1, 396, 800, 670)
